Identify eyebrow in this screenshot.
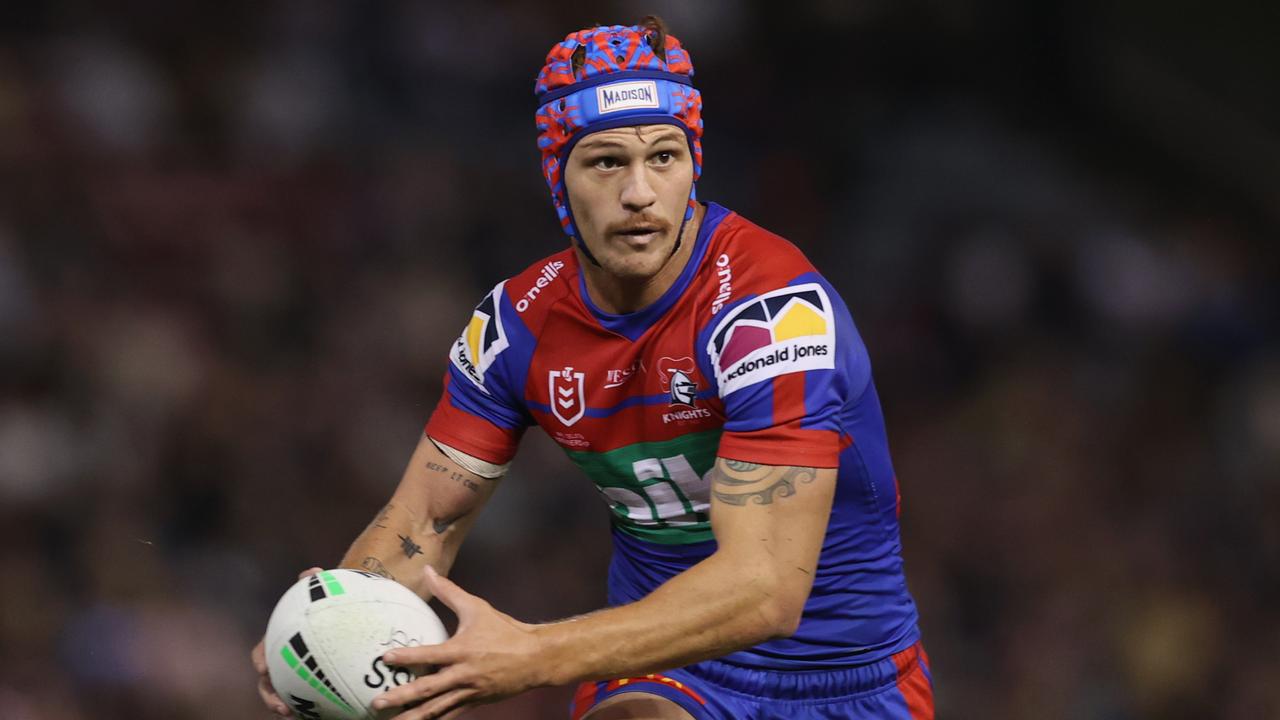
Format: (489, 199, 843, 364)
(578, 131, 685, 151)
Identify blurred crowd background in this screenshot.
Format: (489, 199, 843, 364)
(1, 0, 1276, 718)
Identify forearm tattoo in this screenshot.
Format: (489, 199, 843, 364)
(426, 460, 481, 493)
(398, 534, 423, 558)
(360, 556, 396, 580)
(711, 461, 818, 506)
(362, 503, 394, 534)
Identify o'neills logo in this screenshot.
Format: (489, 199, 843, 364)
(596, 80, 660, 114)
(711, 253, 733, 315)
(516, 260, 565, 312)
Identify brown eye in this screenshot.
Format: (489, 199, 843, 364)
(651, 151, 674, 166)
(593, 156, 621, 170)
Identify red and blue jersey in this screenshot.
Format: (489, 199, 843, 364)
(426, 202, 920, 670)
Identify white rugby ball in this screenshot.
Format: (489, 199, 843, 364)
(265, 569, 449, 719)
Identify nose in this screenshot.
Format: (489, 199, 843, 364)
(619, 164, 658, 212)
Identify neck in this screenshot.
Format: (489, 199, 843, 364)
(579, 204, 706, 315)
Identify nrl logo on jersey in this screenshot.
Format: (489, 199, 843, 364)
(706, 283, 836, 395)
(549, 366, 586, 426)
(450, 281, 510, 394)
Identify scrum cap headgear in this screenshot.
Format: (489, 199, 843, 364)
(534, 20, 704, 259)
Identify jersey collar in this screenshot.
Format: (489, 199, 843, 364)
(577, 202, 731, 341)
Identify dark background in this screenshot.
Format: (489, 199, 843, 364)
(1, 1, 1277, 718)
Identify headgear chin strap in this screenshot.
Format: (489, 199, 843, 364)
(534, 24, 704, 266)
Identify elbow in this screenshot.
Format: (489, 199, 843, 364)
(746, 581, 807, 641)
(719, 555, 814, 643)
(760, 595, 805, 639)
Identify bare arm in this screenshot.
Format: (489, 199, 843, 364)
(338, 433, 502, 599)
(370, 457, 836, 717)
(533, 458, 835, 683)
(255, 432, 501, 716)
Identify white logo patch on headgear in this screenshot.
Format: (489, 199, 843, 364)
(596, 80, 660, 114)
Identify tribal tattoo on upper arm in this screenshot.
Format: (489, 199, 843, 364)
(711, 460, 819, 506)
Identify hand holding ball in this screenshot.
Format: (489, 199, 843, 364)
(264, 569, 449, 719)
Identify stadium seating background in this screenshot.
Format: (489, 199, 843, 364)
(1, 1, 1276, 717)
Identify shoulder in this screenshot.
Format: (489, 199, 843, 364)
(498, 248, 578, 333)
(449, 247, 576, 395)
(700, 208, 820, 307)
(695, 208, 855, 394)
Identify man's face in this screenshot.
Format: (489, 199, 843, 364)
(564, 124, 694, 281)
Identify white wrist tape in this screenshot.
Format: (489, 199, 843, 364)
(427, 437, 509, 479)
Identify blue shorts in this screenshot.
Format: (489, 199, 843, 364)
(570, 641, 933, 720)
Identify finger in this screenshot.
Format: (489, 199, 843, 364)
(421, 566, 477, 618)
(254, 640, 291, 715)
(373, 666, 461, 713)
(391, 688, 476, 720)
(297, 566, 323, 580)
(251, 640, 268, 674)
(258, 672, 291, 716)
(382, 643, 456, 669)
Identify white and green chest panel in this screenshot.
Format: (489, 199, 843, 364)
(563, 429, 721, 544)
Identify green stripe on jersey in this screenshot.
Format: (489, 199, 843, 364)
(564, 430, 721, 545)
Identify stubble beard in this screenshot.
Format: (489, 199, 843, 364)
(580, 225, 681, 283)
(607, 238, 673, 281)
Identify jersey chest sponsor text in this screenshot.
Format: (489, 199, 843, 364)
(565, 429, 722, 544)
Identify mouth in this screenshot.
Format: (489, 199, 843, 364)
(612, 226, 665, 246)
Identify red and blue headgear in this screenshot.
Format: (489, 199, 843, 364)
(535, 23, 704, 254)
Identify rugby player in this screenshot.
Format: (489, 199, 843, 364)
(253, 16, 933, 719)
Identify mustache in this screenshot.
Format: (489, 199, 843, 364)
(606, 215, 674, 235)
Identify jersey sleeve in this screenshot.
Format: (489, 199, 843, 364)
(698, 273, 870, 468)
(424, 280, 534, 464)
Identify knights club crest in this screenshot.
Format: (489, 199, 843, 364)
(549, 366, 586, 426)
(657, 356, 699, 407)
(669, 370, 697, 406)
